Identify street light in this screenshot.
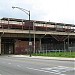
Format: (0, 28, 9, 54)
(12, 6, 32, 57)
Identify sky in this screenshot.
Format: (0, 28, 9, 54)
(0, 0, 75, 24)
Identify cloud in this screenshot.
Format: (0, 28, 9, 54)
(0, 0, 75, 24)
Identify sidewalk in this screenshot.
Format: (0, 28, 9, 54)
(9, 55, 75, 61)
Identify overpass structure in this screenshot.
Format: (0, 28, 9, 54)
(0, 18, 75, 54)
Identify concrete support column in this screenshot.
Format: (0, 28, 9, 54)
(67, 35, 69, 51)
(64, 40, 65, 52)
(33, 22, 36, 53)
(40, 38, 41, 51)
(0, 37, 1, 55)
(33, 32, 35, 53)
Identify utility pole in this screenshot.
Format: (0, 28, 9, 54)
(12, 6, 32, 57)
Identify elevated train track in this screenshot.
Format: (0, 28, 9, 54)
(0, 29, 75, 36)
(0, 18, 75, 54)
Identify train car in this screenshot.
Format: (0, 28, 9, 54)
(46, 22, 55, 31)
(55, 23, 65, 32)
(34, 22, 56, 31)
(64, 24, 71, 32)
(0, 19, 23, 29)
(70, 26, 74, 32)
(23, 21, 33, 30)
(73, 26, 75, 32)
(0, 18, 33, 30)
(46, 24, 55, 31)
(34, 23, 46, 31)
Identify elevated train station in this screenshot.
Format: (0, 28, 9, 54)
(0, 17, 75, 55)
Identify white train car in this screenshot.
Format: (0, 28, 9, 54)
(55, 23, 65, 32)
(71, 26, 74, 32)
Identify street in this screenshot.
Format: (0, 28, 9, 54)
(0, 56, 75, 75)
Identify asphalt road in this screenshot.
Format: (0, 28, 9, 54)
(0, 56, 75, 75)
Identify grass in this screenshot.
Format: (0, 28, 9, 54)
(32, 52, 75, 58)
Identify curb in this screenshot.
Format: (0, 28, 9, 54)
(9, 55, 75, 61)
